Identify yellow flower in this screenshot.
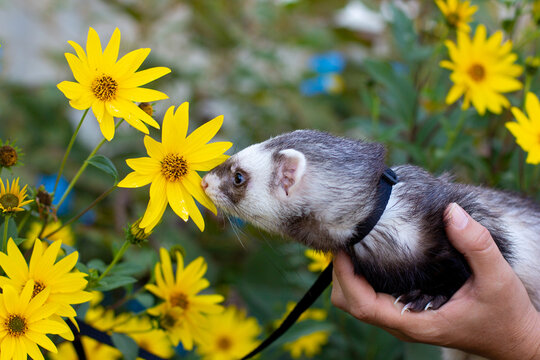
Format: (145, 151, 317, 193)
(278, 303, 330, 359)
(304, 249, 332, 272)
(0, 239, 93, 323)
(145, 248, 224, 350)
(0, 280, 70, 360)
(440, 24, 523, 115)
(284, 331, 330, 359)
(25, 220, 74, 248)
(57, 27, 171, 141)
(435, 0, 477, 32)
(51, 306, 122, 360)
(113, 313, 174, 359)
(117, 102, 232, 232)
(196, 306, 261, 360)
(0, 177, 32, 214)
(506, 92, 540, 164)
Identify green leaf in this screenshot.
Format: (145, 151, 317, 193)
(111, 332, 138, 360)
(134, 293, 155, 309)
(87, 155, 118, 184)
(94, 275, 137, 292)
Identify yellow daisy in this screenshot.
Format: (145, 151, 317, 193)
(51, 306, 122, 360)
(57, 27, 171, 141)
(435, 0, 478, 32)
(0, 178, 32, 214)
(113, 313, 174, 359)
(506, 92, 540, 164)
(304, 249, 333, 273)
(196, 306, 261, 360)
(145, 248, 224, 350)
(278, 303, 330, 359)
(440, 24, 523, 115)
(117, 102, 232, 232)
(0, 238, 93, 321)
(0, 280, 70, 360)
(25, 220, 74, 248)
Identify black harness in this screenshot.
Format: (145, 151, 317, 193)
(241, 168, 398, 359)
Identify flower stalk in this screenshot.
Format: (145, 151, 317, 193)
(54, 108, 89, 196)
(97, 239, 130, 283)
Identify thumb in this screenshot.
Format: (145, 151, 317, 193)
(444, 203, 508, 278)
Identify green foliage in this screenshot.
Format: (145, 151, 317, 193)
(3, 0, 540, 359)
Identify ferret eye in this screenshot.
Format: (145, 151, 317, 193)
(233, 172, 245, 186)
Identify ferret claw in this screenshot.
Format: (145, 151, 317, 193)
(424, 302, 433, 311)
(394, 295, 402, 305)
(400, 303, 412, 315)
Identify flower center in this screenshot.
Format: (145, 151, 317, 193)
(91, 75, 118, 101)
(5, 315, 27, 337)
(160, 313, 176, 329)
(161, 154, 188, 182)
(468, 64, 486, 82)
(217, 336, 233, 351)
(0, 194, 19, 209)
(446, 12, 460, 26)
(0, 146, 18, 167)
(170, 292, 189, 309)
(32, 281, 45, 298)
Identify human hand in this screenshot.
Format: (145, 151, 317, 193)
(331, 203, 540, 360)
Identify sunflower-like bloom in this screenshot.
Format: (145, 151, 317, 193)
(506, 92, 540, 164)
(0, 178, 32, 214)
(440, 24, 523, 115)
(113, 313, 174, 359)
(435, 0, 477, 32)
(278, 303, 330, 359)
(118, 102, 232, 232)
(0, 239, 93, 324)
(196, 306, 261, 360)
(145, 248, 224, 350)
(25, 220, 74, 248)
(57, 27, 171, 141)
(304, 249, 332, 273)
(0, 281, 70, 360)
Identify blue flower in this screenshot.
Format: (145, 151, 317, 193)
(37, 174, 73, 216)
(309, 51, 345, 74)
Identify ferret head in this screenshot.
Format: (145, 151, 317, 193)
(202, 130, 387, 251)
(202, 142, 307, 235)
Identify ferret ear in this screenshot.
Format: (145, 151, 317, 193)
(278, 149, 306, 197)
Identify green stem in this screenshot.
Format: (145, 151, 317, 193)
(56, 119, 124, 210)
(444, 110, 467, 154)
(43, 185, 116, 239)
(54, 109, 89, 196)
(97, 240, 130, 282)
(2, 215, 10, 253)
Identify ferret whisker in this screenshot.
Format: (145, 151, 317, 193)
(225, 214, 247, 249)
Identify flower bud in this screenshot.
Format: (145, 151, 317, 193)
(0, 145, 18, 168)
(126, 218, 151, 244)
(139, 102, 154, 117)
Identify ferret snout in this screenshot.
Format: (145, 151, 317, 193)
(201, 177, 208, 190)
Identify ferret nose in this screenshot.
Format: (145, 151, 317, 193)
(201, 177, 208, 191)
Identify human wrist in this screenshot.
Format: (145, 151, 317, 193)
(495, 308, 540, 360)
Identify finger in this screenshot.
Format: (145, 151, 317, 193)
(331, 270, 347, 310)
(444, 203, 511, 280)
(332, 252, 407, 328)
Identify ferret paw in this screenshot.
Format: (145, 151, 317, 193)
(394, 290, 448, 312)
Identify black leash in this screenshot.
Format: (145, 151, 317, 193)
(241, 168, 398, 359)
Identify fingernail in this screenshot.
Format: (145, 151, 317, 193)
(449, 203, 468, 230)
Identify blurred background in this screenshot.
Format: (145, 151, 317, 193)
(1, 0, 539, 359)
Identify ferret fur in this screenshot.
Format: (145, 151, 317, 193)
(202, 130, 540, 360)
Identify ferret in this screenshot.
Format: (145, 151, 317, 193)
(201, 130, 540, 359)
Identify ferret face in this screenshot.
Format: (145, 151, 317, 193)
(202, 143, 299, 234)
